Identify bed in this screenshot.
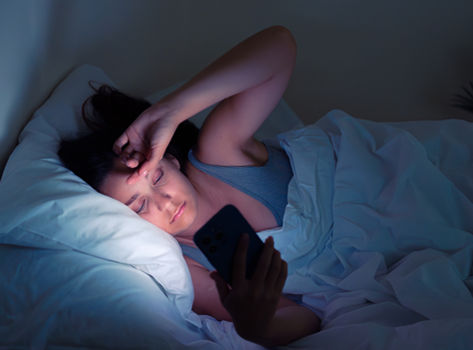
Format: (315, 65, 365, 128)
(1, 64, 473, 349)
(0, 65, 299, 349)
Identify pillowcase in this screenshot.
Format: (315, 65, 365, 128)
(0, 65, 197, 323)
(0, 64, 303, 323)
(0, 244, 224, 349)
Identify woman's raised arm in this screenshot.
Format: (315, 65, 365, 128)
(114, 25, 296, 181)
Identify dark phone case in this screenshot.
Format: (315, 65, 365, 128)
(193, 205, 264, 285)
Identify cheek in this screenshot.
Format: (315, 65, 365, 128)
(180, 176, 197, 198)
(140, 210, 167, 229)
(141, 201, 196, 236)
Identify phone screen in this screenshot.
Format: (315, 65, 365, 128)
(193, 205, 264, 284)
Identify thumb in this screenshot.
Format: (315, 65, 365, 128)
(137, 142, 166, 176)
(125, 148, 164, 185)
(210, 271, 230, 303)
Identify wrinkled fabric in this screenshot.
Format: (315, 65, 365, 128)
(257, 110, 473, 349)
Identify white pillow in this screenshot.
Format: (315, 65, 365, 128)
(0, 64, 303, 324)
(0, 65, 197, 323)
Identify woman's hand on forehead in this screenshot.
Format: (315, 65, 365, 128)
(113, 104, 180, 184)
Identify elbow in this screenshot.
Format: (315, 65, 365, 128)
(268, 25, 297, 57)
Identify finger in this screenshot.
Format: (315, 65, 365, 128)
(138, 145, 164, 176)
(137, 157, 157, 177)
(126, 167, 147, 185)
(265, 249, 282, 288)
(232, 234, 249, 287)
(113, 133, 129, 155)
(126, 157, 155, 185)
(125, 151, 145, 168)
(125, 145, 162, 179)
(125, 151, 158, 184)
(210, 271, 230, 304)
(251, 236, 275, 286)
(119, 144, 136, 165)
(275, 260, 288, 294)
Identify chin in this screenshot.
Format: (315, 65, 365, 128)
(173, 213, 196, 236)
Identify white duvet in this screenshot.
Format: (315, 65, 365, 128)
(254, 111, 473, 349)
(180, 110, 473, 349)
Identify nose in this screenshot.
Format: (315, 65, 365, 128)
(151, 191, 175, 212)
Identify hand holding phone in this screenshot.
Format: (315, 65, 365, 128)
(210, 234, 289, 345)
(193, 205, 264, 285)
(197, 207, 290, 344)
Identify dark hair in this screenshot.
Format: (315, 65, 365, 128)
(58, 83, 199, 190)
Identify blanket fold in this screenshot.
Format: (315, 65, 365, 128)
(257, 110, 473, 349)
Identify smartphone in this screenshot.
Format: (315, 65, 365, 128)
(193, 205, 264, 285)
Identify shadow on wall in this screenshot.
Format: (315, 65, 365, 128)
(286, 0, 473, 123)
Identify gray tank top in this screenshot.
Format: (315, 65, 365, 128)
(187, 144, 292, 225)
(180, 143, 293, 270)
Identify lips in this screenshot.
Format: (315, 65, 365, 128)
(171, 202, 186, 224)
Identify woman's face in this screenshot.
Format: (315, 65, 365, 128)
(100, 156, 198, 235)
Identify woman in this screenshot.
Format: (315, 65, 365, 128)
(60, 25, 320, 347)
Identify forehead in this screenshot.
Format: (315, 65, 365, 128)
(99, 159, 136, 202)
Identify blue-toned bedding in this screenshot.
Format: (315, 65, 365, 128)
(2, 67, 472, 348)
(257, 110, 473, 349)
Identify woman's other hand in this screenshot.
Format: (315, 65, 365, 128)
(113, 102, 179, 184)
(210, 235, 288, 344)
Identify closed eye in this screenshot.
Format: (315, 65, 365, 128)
(136, 199, 147, 214)
(153, 169, 164, 185)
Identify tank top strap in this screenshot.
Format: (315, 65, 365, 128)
(187, 143, 292, 226)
